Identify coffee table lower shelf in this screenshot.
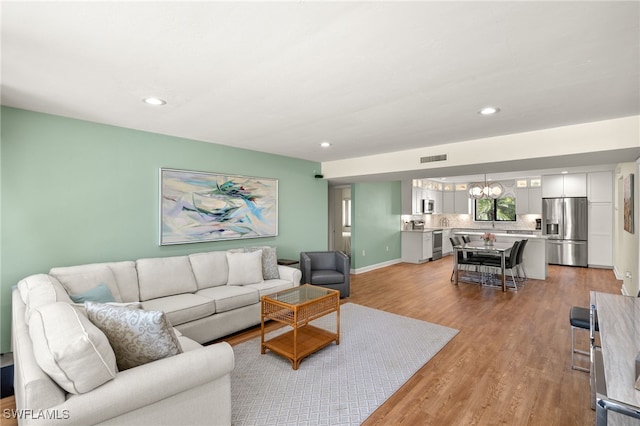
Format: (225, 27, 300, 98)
(261, 324, 339, 370)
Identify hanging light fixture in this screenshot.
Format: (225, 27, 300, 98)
(468, 174, 504, 199)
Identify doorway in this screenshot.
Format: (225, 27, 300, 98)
(329, 185, 351, 256)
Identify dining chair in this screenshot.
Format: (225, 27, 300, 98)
(481, 240, 522, 290)
(515, 239, 528, 283)
(450, 236, 485, 283)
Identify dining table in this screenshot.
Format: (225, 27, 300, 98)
(453, 241, 514, 291)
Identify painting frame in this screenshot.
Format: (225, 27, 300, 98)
(159, 168, 278, 245)
(624, 173, 634, 234)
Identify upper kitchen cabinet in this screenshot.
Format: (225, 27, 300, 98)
(515, 178, 542, 214)
(426, 189, 443, 214)
(402, 179, 438, 215)
(441, 183, 469, 214)
(529, 187, 542, 214)
(542, 173, 587, 197)
(442, 190, 454, 213)
(454, 185, 470, 214)
(588, 171, 613, 203)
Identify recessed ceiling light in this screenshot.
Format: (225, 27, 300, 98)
(320, 141, 332, 148)
(143, 97, 166, 106)
(479, 106, 500, 115)
(561, 171, 569, 174)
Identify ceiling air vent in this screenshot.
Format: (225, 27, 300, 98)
(420, 154, 447, 164)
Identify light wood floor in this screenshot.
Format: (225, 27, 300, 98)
(1, 257, 620, 425)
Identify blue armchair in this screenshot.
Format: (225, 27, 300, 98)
(300, 251, 350, 298)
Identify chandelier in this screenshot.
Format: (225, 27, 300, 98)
(468, 174, 504, 199)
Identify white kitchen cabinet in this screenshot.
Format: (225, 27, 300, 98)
(442, 229, 453, 255)
(563, 173, 587, 197)
(589, 202, 613, 267)
(407, 184, 425, 214)
(542, 175, 563, 198)
(454, 191, 470, 214)
(529, 187, 542, 214)
(515, 188, 529, 214)
(542, 173, 587, 197)
(442, 191, 455, 214)
(515, 187, 542, 214)
(401, 231, 433, 264)
(431, 190, 443, 214)
(422, 232, 433, 260)
(588, 171, 613, 203)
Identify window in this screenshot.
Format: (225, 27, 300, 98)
(475, 197, 516, 221)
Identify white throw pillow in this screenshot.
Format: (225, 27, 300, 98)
(28, 302, 117, 394)
(226, 250, 264, 285)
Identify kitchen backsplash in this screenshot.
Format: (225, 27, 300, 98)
(418, 213, 541, 231)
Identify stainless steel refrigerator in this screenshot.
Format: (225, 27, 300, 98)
(542, 197, 588, 266)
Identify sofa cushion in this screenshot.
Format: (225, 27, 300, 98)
(188, 251, 229, 289)
(105, 261, 140, 302)
(136, 256, 198, 301)
(226, 250, 263, 286)
(50, 265, 123, 303)
(196, 286, 259, 313)
(29, 302, 117, 394)
(310, 270, 345, 285)
(18, 274, 73, 321)
(85, 302, 183, 371)
(69, 283, 116, 304)
(245, 279, 294, 297)
(247, 246, 280, 280)
(141, 294, 216, 326)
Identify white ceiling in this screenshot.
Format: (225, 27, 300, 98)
(2, 1, 639, 172)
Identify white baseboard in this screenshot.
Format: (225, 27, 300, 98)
(352, 258, 402, 275)
(613, 266, 624, 280)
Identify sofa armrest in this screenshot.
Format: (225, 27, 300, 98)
(31, 342, 234, 426)
(277, 265, 302, 286)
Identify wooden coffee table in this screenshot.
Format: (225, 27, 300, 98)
(261, 284, 340, 370)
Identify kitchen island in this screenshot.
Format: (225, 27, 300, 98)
(454, 231, 548, 280)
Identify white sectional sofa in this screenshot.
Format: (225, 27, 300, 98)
(11, 248, 302, 425)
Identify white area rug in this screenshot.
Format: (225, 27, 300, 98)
(231, 303, 458, 425)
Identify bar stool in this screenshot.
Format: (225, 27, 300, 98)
(569, 306, 598, 372)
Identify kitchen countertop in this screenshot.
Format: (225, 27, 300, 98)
(401, 228, 546, 239)
(454, 230, 547, 239)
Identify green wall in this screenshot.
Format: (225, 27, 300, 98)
(0, 107, 328, 353)
(351, 181, 402, 269)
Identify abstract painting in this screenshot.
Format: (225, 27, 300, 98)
(624, 173, 634, 234)
(160, 168, 278, 245)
